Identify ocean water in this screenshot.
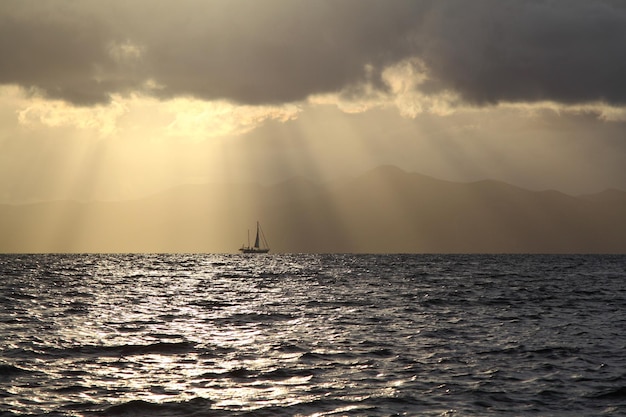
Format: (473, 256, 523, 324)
(0, 254, 625, 416)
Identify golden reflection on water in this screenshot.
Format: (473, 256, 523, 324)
(4, 254, 414, 414)
(62, 299, 316, 411)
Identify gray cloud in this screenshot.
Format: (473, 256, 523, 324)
(137, 0, 422, 104)
(1, 0, 625, 107)
(415, 0, 626, 106)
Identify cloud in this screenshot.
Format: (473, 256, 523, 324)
(0, 0, 420, 106)
(10, 86, 300, 140)
(17, 95, 128, 136)
(413, 0, 626, 106)
(1, 0, 626, 109)
(164, 99, 301, 139)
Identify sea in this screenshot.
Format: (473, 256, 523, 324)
(0, 254, 625, 416)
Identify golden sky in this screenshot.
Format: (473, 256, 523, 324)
(1, 0, 626, 204)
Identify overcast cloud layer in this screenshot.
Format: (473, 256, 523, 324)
(1, 0, 626, 107)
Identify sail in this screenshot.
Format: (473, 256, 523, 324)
(254, 223, 261, 248)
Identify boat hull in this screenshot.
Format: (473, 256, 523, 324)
(239, 248, 270, 254)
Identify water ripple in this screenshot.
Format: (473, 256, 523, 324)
(0, 254, 625, 416)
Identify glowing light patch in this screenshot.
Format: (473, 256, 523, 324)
(164, 99, 301, 140)
(17, 97, 128, 136)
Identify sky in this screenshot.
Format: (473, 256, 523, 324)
(2, 0, 626, 204)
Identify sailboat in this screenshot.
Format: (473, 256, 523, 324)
(239, 221, 270, 253)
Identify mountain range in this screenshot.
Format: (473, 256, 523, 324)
(2, 165, 625, 253)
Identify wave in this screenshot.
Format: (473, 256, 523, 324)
(190, 299, 233, 309)
(477, 345, 582, 360)
(53, 384, 91, 394)
(270, 342, 308, 353)
(589, 386, 626, 400)
(200, 366, 314, 382)
(0, 364, 30, 380)
(215, 312, 296, 325)
(107, 341, 197, 356)
(34, 341, 198, 359)
(97, 397, 215, 416)
(234, 396, 424, 417)
(299, 350, 360, 363)
(95, 397, 423, 417)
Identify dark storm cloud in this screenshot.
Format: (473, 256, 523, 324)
(1, 0, 625, 106)
(0, 0, 423, 105)
(415, 0, 626, 106)
(137, 0, 422, 104)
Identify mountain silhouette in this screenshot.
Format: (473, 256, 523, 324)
(1, 166, 625, 253)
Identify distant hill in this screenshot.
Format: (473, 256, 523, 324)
(579, 188, 626, 204)
(1, 166, 625, 253)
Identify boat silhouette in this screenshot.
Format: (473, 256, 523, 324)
(239, 221, 270, 253)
